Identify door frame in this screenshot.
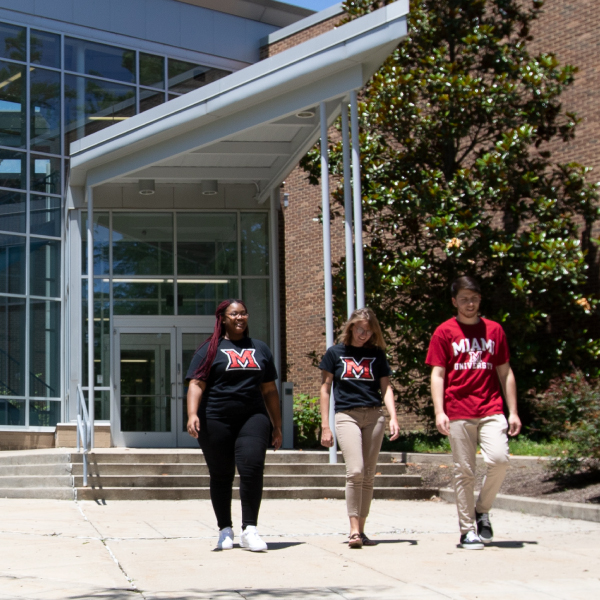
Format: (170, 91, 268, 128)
(111, 317, 213, 447)
(112, 326, 177, 448)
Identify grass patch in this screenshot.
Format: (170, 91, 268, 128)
(382, 432, 574, 457)
(508, 436, 574, 457)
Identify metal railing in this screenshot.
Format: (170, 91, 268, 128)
(76, 384, 91, 486)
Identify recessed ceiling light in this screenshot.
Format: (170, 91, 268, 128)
(138, 180, 155, 195)
(296, 110, 315, 118)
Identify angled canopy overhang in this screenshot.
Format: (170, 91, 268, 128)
(68, 1, 409, 202)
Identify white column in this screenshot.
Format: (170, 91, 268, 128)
(86, 185, 95, 449)
(341, 102, 355, 318)
(351, 90, 365, 309)
(320, 102, 337, 464)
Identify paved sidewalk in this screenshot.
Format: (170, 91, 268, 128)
(0, 497, 598, 599)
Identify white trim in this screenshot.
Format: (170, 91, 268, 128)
(260, 2, 344, 47)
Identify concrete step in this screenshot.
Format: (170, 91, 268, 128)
(0, 476, 74, 489)
(0, 464, 73, 476)
(70, 451, 400, 465)
(73, 474, 421, 488)
(0, 452, 72, 467)
(70, 463, 407, 476)
(76, 486, 438, 501)
(0, 487, 75, 500)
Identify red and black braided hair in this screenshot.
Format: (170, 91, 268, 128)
(193, 298, 249, 381)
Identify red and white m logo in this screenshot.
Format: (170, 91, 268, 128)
(221, 348, 260, 370)
(340, 357, 376, 381)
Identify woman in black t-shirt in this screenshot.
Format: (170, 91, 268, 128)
(186, 299, 282, 552)
(319, 308, 400, 548)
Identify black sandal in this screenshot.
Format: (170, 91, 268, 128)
(360, 533, 377, 546)
(348, 533, 363, 548)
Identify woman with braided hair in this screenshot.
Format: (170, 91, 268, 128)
(186, 299, 282, 552)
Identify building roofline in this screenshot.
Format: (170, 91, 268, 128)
(261, 2, 344, 47)
(175, 0, 314, 26)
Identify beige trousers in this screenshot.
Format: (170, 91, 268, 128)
(335, 407, 386, 518)
(448, 414, 510, 534)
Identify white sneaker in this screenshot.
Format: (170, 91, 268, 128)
(240, 525, 267, 552)
(459, 530, 484, 550)
(217, 527, 234, 550)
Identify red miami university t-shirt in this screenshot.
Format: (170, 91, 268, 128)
(426, 317, 510, 420)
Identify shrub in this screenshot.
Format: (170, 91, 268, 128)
(293, 394, 322, 448)
(531, 371, 600, 475)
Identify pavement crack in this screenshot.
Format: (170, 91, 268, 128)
(75, 500, 147, 598)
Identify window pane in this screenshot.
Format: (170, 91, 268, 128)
(30, 400, 61, 426)
(30, 238, 61, 297)
(140, 89, 165, 113)
(0, 149, 25, 190)
(0, 399, 25, 425)
(64, 75, 135, 149)
(0, 22, 25, 62)
(242, 278, 270, 345)
(82, 211, 110, 276)
(0, 190, 25, 233)
(0, 233, 25, 294)
(241, 212, 269, 276)
(82, 279, 110, 389)
(168, 59, 230, 94)
(30, 195, 61, 237)
(178, 280, 237, 315)
(30, 30, 60, 68)
(140, 53, 164, 88)
(94, 390, 110, 422)
(113, 213, 173, 276)
(29, 299, 61, 398)
(0, 60, 25, 148)
(0, 295, 25, 397)
(177, 213, 237, 276)
(31, 67, 61, 155)
(113, 280, 174, 315)
(64, 37, 135, 83)
(31, 155, 61, 194)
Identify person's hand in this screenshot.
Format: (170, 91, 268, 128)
(187, 414, 200, 439)
(321, 426, 334, 448)
(389, 419, 400, 441)
(272, 427, 282, 450)
(508, 413, 521, 437)
(436, 412, 450, 436)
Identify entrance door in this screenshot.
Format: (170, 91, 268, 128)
(113, 325, 209, 447)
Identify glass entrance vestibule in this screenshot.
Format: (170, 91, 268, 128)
(66, 207, 272, 447)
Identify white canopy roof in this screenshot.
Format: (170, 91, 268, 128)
(69, 1, 408, 204)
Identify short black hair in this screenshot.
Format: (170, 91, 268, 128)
(451, 276, 481, 298)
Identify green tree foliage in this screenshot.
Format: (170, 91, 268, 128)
(301, 0, 600, 427)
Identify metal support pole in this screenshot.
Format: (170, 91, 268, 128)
(351, 90, 365, 309)
(320, 102, 337, 464)
(86, 185, 95, 449)
(341, 102, 355, 318)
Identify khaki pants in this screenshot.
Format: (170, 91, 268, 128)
(448, 414, 510, 534)
(335, 407, 386, 518)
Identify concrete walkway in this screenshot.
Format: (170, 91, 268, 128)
(0, 497, 598, 599)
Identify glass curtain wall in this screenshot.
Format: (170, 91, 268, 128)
(0, 17, 231, 428)
(81, 211, 270, 421)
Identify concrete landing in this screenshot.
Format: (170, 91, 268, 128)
(0, 497, 598, 599)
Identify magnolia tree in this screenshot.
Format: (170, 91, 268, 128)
(302, 0, 600, 427)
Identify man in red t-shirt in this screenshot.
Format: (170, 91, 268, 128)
(426, 276, 521, 550)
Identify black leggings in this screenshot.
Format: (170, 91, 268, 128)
(198, 411, 271, 530)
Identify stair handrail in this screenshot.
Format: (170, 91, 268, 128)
(76, 384, 90, 486)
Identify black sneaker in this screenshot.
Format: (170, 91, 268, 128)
(459, 531, 484, 550)
(476, 511, 493, 544)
